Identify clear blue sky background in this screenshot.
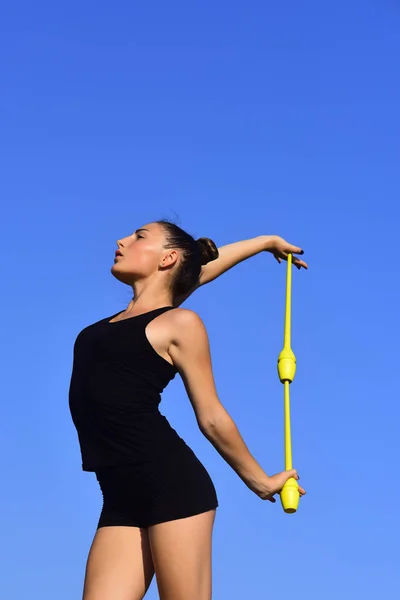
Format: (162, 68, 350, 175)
(1, 1, 399, 598)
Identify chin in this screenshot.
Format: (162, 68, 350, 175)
(111, 264, 129, 284)
(110, 263, 140, 286)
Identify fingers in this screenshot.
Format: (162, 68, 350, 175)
(280, 244, 303, 256)
(274, 252, 308, 270)
(294, 258, 308, 270)
(286, 470, 306, 496)
(290, 245, 304, 255)
(263, 469, 306, 505)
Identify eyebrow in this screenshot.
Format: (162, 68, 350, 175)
(135, 228, 149, 234)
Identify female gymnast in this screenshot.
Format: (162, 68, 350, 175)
(69, 220, 307, 600)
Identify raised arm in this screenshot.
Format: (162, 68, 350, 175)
(174, 234, 307, 306)
(167, 309, 306, 502)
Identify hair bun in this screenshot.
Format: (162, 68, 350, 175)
(196, 237, 219, 265)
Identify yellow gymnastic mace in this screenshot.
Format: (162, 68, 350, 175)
(277, 253, 300, 514)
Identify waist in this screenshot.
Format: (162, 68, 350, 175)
(71, 409, 187, 471)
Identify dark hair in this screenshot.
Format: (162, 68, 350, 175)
(157, 219, 219, 296)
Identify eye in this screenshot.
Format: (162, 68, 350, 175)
(136, 234, 144, 239)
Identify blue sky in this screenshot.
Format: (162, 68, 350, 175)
(1, 1, 399, 598)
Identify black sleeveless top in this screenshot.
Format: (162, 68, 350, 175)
(69, 307, 186, 471)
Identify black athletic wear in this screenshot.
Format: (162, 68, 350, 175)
(69, 307, 218, 527)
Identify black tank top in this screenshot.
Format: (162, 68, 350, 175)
(69, 307, 186, 471)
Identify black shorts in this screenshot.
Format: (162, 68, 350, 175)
(95, 445, 218, 529)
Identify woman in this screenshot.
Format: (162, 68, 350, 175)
(69, 220, 307, 600)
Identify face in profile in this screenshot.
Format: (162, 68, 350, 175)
(111, 222, 176, 285)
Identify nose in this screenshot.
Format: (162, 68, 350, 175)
(117, 234, 131, 247)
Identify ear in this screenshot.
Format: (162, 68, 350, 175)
(160, 248, 179, 269)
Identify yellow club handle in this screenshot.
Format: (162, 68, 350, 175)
(277, 253, 300, 514)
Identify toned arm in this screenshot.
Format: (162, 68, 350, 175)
(168, 309, 273, 500)
(173, 234, 307, 307)
(173, 236, 270, 307)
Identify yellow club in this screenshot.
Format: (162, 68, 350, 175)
(277, 253, 300, 513)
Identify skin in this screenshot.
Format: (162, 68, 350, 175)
(82, 222, 307, 600)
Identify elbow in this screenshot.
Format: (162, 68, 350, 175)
(198, 406, 232, 438)
(198, 419, 216, 439)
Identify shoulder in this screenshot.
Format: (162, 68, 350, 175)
(165, 308, 208, 344)
(168, 308, 203, 326)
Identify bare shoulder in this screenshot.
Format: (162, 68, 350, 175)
(166, 308, 207, 343)
(167, 308, 203, 326)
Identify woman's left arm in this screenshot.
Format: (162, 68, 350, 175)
(174, 234, 307, 306)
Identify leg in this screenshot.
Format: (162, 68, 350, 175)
(82, 526, 155, 600)
(148, 510, 216, 600)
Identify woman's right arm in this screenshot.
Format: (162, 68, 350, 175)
(167, 309, 306, 502)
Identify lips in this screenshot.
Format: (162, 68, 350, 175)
(115, 250, 122, 257)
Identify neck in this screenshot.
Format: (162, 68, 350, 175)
(125, 277, 173, 314)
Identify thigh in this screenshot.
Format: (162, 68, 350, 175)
(148, 510, 216, 600)
(83, 526, 155, 600)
